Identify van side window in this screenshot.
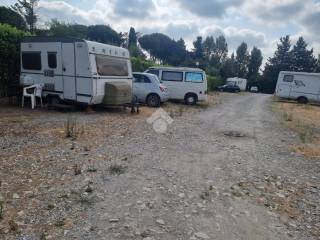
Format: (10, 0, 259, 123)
(22, 52, 42, 70)
(185, 72, 203, 83)
(147, 69, 159, 77)
(95, 54, 128, 76)
(162, 71, 183, 82)
(48, 52, 57, 69)
(283, 75, 294, 82)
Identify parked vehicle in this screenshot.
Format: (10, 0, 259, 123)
(20, 37, 133, 106)
(227, 77, 247, 91)
(275, 71, 320, 104)
(250, 86, 259, 93)
(145, 67, 207, 105)
(216, 84, 241, 93)
(133, 72, 169, 107)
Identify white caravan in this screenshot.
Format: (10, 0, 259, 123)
(227, 77, 247, 91)
(145, 67, 207, 105)
(275, 71, 320, 104)
(20, 37, 133, 105)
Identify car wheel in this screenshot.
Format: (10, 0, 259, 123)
(297, 96, 308, 104)
(185, 94, 197, 105)
(146, 94, 161, 107)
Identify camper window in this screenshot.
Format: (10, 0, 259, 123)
(283, 75, 294, 82)
(185, 72, 203, 83)
(162, 71, 183, 82)
(22, 52, 41, 70)
(48, 52, 57, 69)
(95, 55, 128, 76)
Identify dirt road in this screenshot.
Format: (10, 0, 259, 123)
(68, 93, 318, 240)
(1, 93, 319, 240)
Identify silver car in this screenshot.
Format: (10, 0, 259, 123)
(133, 72, 169, 107)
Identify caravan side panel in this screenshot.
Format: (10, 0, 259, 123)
(75, 42, 92, 103)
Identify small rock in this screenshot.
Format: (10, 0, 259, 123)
(13, 193, 20, 199)
(156, 219, 165, 225)
(143, 237, 155, 240)
(109, 219, 119, 223)
(195, 232, 210, 239)
(179, 193, 185, 198)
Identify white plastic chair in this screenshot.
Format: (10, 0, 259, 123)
(22, 84, 44, 109)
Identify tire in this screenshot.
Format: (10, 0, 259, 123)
(146, 94, 161, 107)
(184, 93, 197, 105)
(297, 96, 308, 104)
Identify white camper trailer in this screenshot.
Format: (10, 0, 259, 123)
(226, 77, 247, 91)
(20, 37, 133, 105)
(275, 71, 320, 104)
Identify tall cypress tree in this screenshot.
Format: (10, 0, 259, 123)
(291, 37, 317, 72)
(236, 42, 250, 78)
(316, 55, 320, 72)
(247, 47, 263, 82)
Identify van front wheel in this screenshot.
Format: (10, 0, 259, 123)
(297, 96, 308, 104)
(185, 94, 197, 105)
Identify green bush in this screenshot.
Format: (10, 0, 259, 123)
(207, 75, 224, 91)
(0, 23, 30, 97)
(130, 57, 154, 72)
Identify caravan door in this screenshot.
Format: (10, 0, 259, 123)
(62, 43, 76, 100)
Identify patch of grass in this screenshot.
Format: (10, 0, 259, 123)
(295, 121, 314, 143)
(9, 219, 18, 232)
(73, 164, 82, 176)
(54, 219, 65, 228)
(283, 111, 293, 122)
(64, 116, 84, 139)
(0, 199, 4, 221)
(108, 164, 127, 175)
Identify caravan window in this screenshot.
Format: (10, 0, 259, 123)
(95, 55, 128, 76)
(22, 52, 41, 70)
(185, 72, 203, 83)
(283, 75, 294, 82)
(162, 71, 183, 82)
(48, 52, 57, 69)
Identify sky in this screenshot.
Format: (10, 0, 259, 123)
(2, 0, 320, 63)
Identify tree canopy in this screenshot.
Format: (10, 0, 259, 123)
(0, 6, 27, 31)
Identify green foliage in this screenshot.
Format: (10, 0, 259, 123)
(128, 27, 137, 49)
(87, 25, 121, 46)
(12, 0, 39, 33)
(139, 33, 186, 66)
(207, 75, 225, 91)
(247, 47, 263, 83)
(0, 23, 30, 97)
(47, 20, 88, 39)
(0, 6, 27, 31)
(236, 42, 250, 78)
(316, 55, 320, 72)
(291, 37, 317, 72)
(130, 57, 154, 72)
(220, 53, 237, 80)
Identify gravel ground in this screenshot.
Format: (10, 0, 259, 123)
(0, 93, 319, 240)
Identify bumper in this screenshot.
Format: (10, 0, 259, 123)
(160, 92, 170, 102)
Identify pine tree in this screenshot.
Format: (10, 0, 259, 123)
(236, 42, 250, 78)
(291, 37, 317, 72)
(193, 36, 204, 60)
(263, 35, 292, 93)
(12, 0, 39, 33)
(247, 47, 263, 82)
(128, 27, 137, 48)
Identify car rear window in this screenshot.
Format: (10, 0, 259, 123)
(162, 71, 183, 82)
(147, 69, 160, 77)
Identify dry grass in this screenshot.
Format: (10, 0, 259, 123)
(273, 100, 320, 158)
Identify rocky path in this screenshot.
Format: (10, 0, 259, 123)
(69, 94, 319, 240)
